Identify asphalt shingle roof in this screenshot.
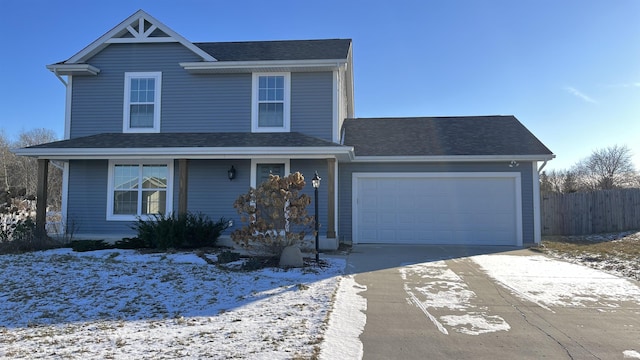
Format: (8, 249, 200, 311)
(25, 132, 345, 149)
(193, 39, 352, 61)
(342, 116, 553, 157)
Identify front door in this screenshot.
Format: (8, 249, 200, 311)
(256, 163, 284, 185)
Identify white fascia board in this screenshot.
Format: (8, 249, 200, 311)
(13, 146, 354, 161)
(351, 154, 556, 162)
(180, 59, 347, 73)
(66, 10, 215, 64)
(46, 64, 100, 76)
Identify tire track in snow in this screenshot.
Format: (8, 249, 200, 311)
(400, 261, 510, 336)
(404, 284, 449, 335)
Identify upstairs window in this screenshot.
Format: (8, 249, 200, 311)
(252, 73, 290, 132)
(123, 72, 162, 133)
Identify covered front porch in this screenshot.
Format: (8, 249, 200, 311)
(15, 132, 354, 250)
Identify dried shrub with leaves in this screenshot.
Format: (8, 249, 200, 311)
(231, 172, 314, 256)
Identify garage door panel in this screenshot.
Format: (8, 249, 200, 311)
(355, 174, 520, 246)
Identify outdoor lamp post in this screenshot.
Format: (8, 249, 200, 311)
(312, 171, 321, 262)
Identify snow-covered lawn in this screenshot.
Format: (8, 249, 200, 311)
(0, 248, 346, 359)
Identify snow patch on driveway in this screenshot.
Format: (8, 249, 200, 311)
(400, 261, 510, 335)
(440, 313, 511, 335)
(472, 255, 640, 308)
(624, 350, 640, 359)
(320, 275, 367, 360)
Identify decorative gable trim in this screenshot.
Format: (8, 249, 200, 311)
(65, 9, 216, 64)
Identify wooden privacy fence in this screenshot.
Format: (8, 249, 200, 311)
(541, 188, 640, 236)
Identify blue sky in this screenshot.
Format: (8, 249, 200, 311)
(1, 0, 638, 171)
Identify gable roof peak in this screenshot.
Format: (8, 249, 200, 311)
(64, 9, 216, 64)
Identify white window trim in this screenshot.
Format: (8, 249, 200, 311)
(249, 159, 291, 237)
(123, 71, 162, 133)
(250, 159, 291, 188)
(251, 72, 291, 133)
(106, 160, 174, 221)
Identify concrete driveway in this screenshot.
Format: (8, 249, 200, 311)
(346, 245, 640, 360)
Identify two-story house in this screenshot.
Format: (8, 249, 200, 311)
(16, 10, 554, 249)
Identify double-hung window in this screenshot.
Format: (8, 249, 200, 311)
(252, 73, 290, 132)
(123, 72, 162, 133)
(107, 161, 173, 220)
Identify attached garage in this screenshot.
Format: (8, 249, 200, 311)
(352, 173, 522, 246)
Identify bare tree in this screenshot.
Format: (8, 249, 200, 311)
(0, 128, 62, 210)
(13, 129, 59, 198)
(573, 145, 637, 190)
(0, 132, 13, 190)
(540, 169, 568, 193)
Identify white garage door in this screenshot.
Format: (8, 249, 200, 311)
(353, 173, 522, 246)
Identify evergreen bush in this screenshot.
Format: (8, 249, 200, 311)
(131, 212, 228, 250)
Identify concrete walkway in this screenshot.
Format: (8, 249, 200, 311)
(347, 245, 640, 360)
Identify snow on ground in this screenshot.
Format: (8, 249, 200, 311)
(399, 261, 510, 335)
(0, 248, 345, 359)
(471, 254, 640, 309)
(319, 275, 367, 360)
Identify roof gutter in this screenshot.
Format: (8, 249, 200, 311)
(12, 146, 355, 161)
(180, 58, 347, 73)
(352, 154, 556, 163)
(46, 64, 100, 76)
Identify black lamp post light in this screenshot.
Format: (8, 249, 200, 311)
(311, 171, 321, 262)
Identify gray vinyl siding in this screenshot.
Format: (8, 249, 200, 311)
(65, 158, 325, 238)
(176, 159, 325, 237)
(162, 73, 251, 132)
(71, 43, 334, 138)
(338, 162, 535, 245)
(176, 159, 251, 235)
(291, 72, 334, 141)
(66, 160, 131, 236)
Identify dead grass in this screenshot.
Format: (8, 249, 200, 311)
(539, 231, 640, 281)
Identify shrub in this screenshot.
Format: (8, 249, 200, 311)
(217, 250, 241, 264)
(0, 217, 59, 253)
(70, 240, 113, 252)
(241, 257, 265, 271)
(231, 172, 313, 257)
(131, 212, 228, 250)
(114, 237, 150, 249)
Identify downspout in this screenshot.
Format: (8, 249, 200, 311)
(50, 69, 69, 237)
(50, 160, 65, 171)
(537, 160, 548, 174)
(52, 70, 68, 87)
